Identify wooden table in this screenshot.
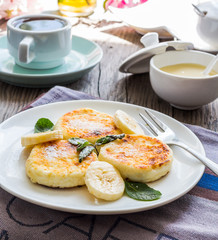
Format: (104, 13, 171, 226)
(0, 12, 217, 132)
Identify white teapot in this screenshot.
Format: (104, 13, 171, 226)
(195, 1, 218, 48)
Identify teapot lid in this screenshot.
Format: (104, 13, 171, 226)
(119, 32, 194, 74)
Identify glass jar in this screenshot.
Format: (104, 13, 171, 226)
(58, 0, 97, 17)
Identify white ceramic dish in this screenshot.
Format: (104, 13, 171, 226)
(195, 1, 218, 48)
(0, 100, 205, 214)
(0, 35, 103, 87)
(109, 0, 218, 52)
(150, 50, 218, 110)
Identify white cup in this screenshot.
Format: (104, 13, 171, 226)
(7, 14, 71, 69)
(195, 1, 218, 48)
(150, 50, 218, 110)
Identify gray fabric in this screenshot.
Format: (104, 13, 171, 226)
(1, 85, 217, 240)
(30, 86, 97, 108)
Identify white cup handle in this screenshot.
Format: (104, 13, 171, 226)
(18, 36, 35, 63)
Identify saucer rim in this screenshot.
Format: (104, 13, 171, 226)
(0, 35, 103, 87)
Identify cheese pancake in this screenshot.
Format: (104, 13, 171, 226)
(54, 108, 122, 143)
(98, 134, 173, 182)
(26, 140, 98, 188)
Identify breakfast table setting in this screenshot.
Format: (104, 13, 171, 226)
(0, 0, 217, 239)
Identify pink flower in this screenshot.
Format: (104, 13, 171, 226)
(104, 0, 149, 10)
(0, 0, 43, 20)
(0, 0, 26, 19)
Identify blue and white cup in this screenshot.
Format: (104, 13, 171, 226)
(7, 14, 71, 69)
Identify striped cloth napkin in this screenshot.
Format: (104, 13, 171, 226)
(1, 86, 217, 240)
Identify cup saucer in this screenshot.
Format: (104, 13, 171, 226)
(0, 35, 103, 88)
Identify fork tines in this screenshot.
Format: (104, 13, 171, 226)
(139, 109, 166, 136)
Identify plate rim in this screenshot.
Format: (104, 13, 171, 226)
(0, 100, 205, 215)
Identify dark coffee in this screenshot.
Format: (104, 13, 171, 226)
(14, 17, 66, 31)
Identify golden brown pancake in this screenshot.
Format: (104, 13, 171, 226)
(98, 134, 173, 182)
(54, 108, 122, 143)
(26, 140, 98, 188)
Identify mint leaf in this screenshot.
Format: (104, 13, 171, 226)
(77, 141, 90, 151)
(34, 118, 54, 133)
(95, 134, 125, 146)
(68, 138, 96, 162)
(125, 181, 162, 201)
(79, 145, 95, 163)
(68, 138, 90, 151)
(68, 134, 125, 163)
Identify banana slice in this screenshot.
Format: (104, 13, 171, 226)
(85, 161, 125, 201)
(114, 110, 144, 134)
(21, 130, 63, 147)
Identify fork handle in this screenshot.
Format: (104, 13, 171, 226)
(170, 141, 218, 175)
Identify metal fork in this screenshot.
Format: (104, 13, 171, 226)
(139, 109, 218, 175)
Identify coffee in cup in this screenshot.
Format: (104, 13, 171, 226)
(7, 14, 71, 69)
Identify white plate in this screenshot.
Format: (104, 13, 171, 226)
(109, 0, 218, 53)
(0, 100, 205, 214)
